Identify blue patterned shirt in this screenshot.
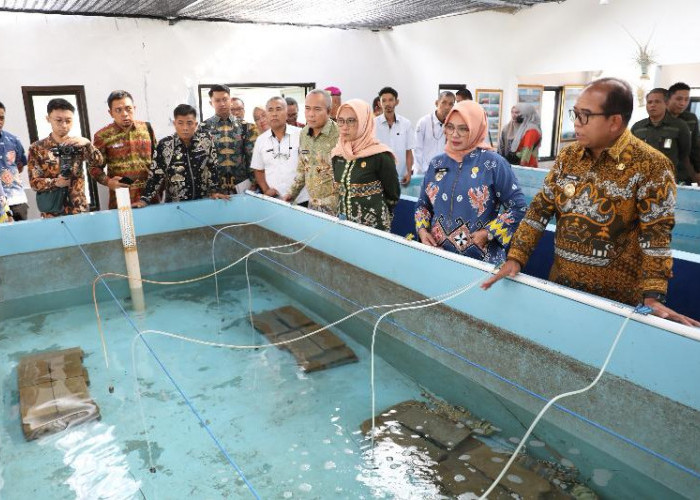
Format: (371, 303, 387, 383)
(0, 130, 28, 205)
(415, 149, 527, 264)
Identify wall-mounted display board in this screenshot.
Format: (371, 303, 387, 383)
(517, 84, 544, 114)
(475, 89, 503, 147)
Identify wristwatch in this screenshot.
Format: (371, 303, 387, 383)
(642, 291, 666, 304)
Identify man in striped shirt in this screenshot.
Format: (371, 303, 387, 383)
(91, 90, 156, 209)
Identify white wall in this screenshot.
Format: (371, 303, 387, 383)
(2, 0, 699, 213)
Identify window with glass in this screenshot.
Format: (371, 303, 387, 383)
(198, 83, 315, 123)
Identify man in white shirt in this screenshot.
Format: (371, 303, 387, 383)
(414, 91, 455, 174)
(251, 96, 309, 205)
(374, 86, 415, 186)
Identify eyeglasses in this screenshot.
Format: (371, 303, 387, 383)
(568, 109, 608, 125)
(336, 118, 358, 127)
(444, 123, 469, 136)
(270, 135, 292, 160)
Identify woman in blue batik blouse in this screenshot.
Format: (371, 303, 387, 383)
(415, 100, 527, 265)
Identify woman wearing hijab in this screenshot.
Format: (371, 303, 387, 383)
(415, 100, 527, 264)
(331, 99, 400, 231)
(497, 103, 542, 167)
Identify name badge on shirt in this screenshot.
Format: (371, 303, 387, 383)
(300, 150, 310, 154)
(110, 142, 124, 149)
(564, 174, 579, 181)
(663, 138, 672, 149)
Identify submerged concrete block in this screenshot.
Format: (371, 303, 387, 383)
(17, 347, 100, 441)
(394, 404, 472, 450)
(252, 307, 358, 373)
(436, 454, 513, 499)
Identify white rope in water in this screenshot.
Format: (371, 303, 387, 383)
(478, 309, 635, 499)
(94, 232, 323, 369)
(210, 215, 279, 308)
(130, 335, 157, 472)
(367, 275, 486, 452)
(134, 282, 481, 350)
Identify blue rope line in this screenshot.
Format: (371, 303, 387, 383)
(177, 206, 700, 481)
(60, 221, 261, 499)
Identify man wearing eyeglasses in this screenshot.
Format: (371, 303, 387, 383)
(283, 89, 339, 214)
(484, 77, 698, 327)
(251, 96, 308, 205)
(414, 91, 455, 174)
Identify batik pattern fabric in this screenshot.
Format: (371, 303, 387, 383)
(288, 120, 340, 215)
(92, 121, 155, 208)
(508, 129, 676, 306)
(241, 120, 260, 145)
(201, 115, 254, 192)
(0, 130, 28, 206)
(28, 136, 103, 216)
(141, 132, 219, 203)
(332, 152, 400, 232)
(415, 150, 527, 264)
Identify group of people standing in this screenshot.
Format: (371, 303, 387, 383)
(0, 78, 697, 326)
(0, 85, 405, 234)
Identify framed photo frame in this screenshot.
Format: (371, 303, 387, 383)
(475, 89, 503, 147)
(21, 85, 100, 211)
(559, 85, 585, 142)
(517, 85, 544, 114)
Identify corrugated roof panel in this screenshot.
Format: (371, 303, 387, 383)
(0, 0, 561, 28)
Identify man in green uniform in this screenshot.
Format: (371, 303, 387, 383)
(667, 82, 700, 182)
(283, 89, 340, 214)
(631, 88, 695, 183)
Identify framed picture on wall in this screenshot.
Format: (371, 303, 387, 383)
(517, 85, 544, 113)
(559, 85, 585, 142)
(21, 85, 100, 211)
(475, 89, 503, 147)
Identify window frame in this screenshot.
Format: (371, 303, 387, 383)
(539, 86, 563, 161)
(197, 82, 316, 122)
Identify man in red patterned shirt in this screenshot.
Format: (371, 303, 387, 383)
(91, 90, 156, 209)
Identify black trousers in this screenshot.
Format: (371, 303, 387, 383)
(10, 203, 29, 221)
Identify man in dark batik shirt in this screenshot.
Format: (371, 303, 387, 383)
(200, 84, 255, 195)
(134, 104, 229, 207)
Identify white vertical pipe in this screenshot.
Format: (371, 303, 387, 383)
(116, 188, 145, 312)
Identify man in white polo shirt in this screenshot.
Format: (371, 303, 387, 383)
(374, 86, 415, 186)
(414, 90, 455, 174)
(251, 96, 309, 205)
